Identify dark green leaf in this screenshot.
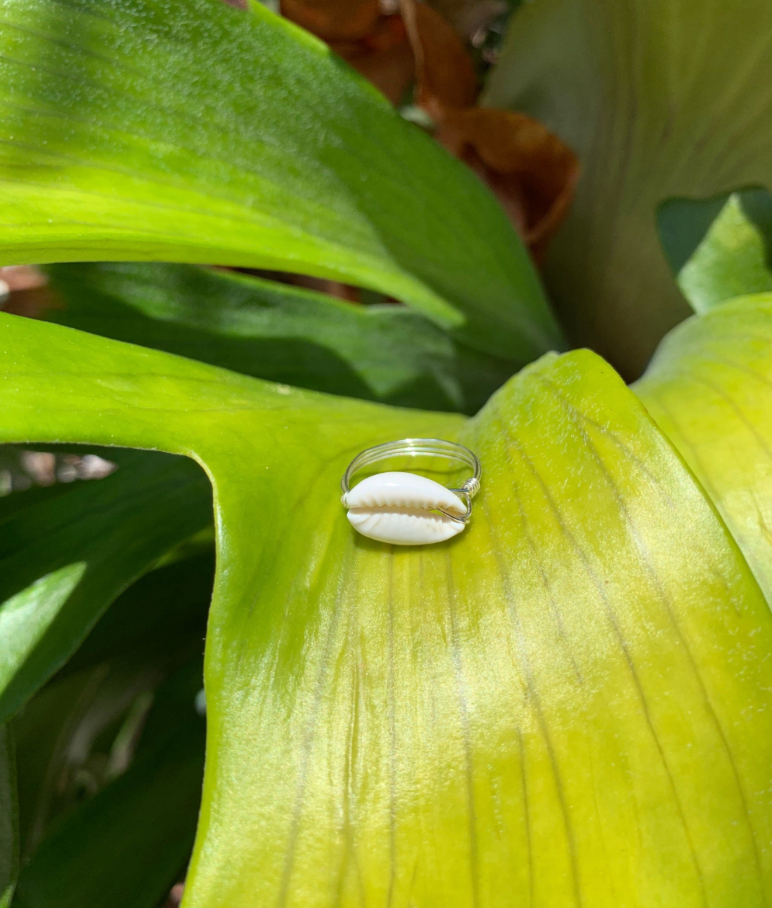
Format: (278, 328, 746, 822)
(0, 726, 17, 908)
(62, 554, 213, 679)
(13, 659, 205, 908)
(0, 0, 560, 363)
(13, 665, 160, 861)
(0, 451, 212, 724)
(47, 263, 514, 414)
(1, 313, 772, 904)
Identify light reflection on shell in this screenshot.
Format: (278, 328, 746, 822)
(343, 471, 467, 545)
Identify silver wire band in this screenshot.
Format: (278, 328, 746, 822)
(341, 438, 481, 522)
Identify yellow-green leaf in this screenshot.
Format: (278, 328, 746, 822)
(635, 293, 772, 604)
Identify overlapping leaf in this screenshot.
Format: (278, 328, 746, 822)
(0, 451, 212, 724)
(0, 0, 560, 363)
(635, 293, 772, 604)
(1, 312, 771, 906)
(13, 658, 205, 908)
(658, 190, 772, 314)
(45, 263, 513, 414)
(485, 0, 772, 375)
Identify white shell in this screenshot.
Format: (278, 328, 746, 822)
(344, 472, 467, 545)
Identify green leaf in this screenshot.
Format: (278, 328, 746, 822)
(485, 0, 772, 375)
(1, 313, 772, 905)
(658, 190, 772, 313)
(62, 554, 213, 678)
(0, 0, 560, 364)
(0, 726, 17, 908)
(13, 664, 160, 861)
(635, 292, 772, 605)
(0, 451, 212, 724)
(13, 659, 205, 908)
(46, 263, 514, 414)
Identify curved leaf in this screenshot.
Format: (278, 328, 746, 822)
(485, 0, 772, 375)
(1, 314, 772, 905)
(658, 189, 772, 314)
(0, 0, 560, 363)
(13, 659, 205, 908)
(46, 263, 514, 414)
(635, 293, 772, 604)
(0, 451, 212, 724)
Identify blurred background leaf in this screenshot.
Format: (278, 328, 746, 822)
(13, 657, 205, 908)
(658, 188, 772, 314)
(44, 263, 515, 415)
(0, 726, 17, 908)
(0, 451, 212, 724)
(485, 0, 772, 376)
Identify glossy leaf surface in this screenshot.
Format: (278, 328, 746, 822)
(486, 0, 772, 375)
(0, 452, 211, 724)
(0, 0, 560, 363)
(13, 659, 205, 908)
(1, 314, 771, 905)
(46, 263, 514, 414)
(636, 293, 772, 604)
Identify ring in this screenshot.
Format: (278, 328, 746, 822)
(341, 438, 481, 545)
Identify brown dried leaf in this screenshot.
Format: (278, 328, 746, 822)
(279, 0, 578, 260)
(400, 0, 477, 116)
(329, 14, 414, 104)
(281, 0, 380, 41)
(436, 107, 579, 261)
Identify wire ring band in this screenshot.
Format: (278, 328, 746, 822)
(341, 439, 481, 546)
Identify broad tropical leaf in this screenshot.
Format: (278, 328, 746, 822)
(635, 292, 772, 604)
(0, 0, 561, 363)
(46, 263, 514, 414)
(0, 725, 16, 908)
(0, 452, 212, 724)
(485, 0, 772, 375)
(13, 658, 205, 908)
(13, 663, 162, 861)
(1, 313, 771, 906)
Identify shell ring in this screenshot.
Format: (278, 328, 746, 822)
(341, 438, 481, 546)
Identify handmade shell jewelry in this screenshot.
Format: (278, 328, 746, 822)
(341, 439, 481, 545)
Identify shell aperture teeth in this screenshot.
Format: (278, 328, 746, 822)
(343, 472, 469, 545)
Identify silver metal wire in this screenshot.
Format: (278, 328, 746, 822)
(341, 438, 481, 523)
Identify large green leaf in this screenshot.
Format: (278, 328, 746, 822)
(635, 292, 772, 604)
(485, 0, 772, 375)
(1, 313, 771, 905)
(46, 263, 513, 414)
(0, 726, 17, 908)
(0, 451, 212, 724)
(13, 658, 205, 908)
(0, 0, 560, 364)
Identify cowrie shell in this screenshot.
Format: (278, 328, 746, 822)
(343, 472, 467, 545)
